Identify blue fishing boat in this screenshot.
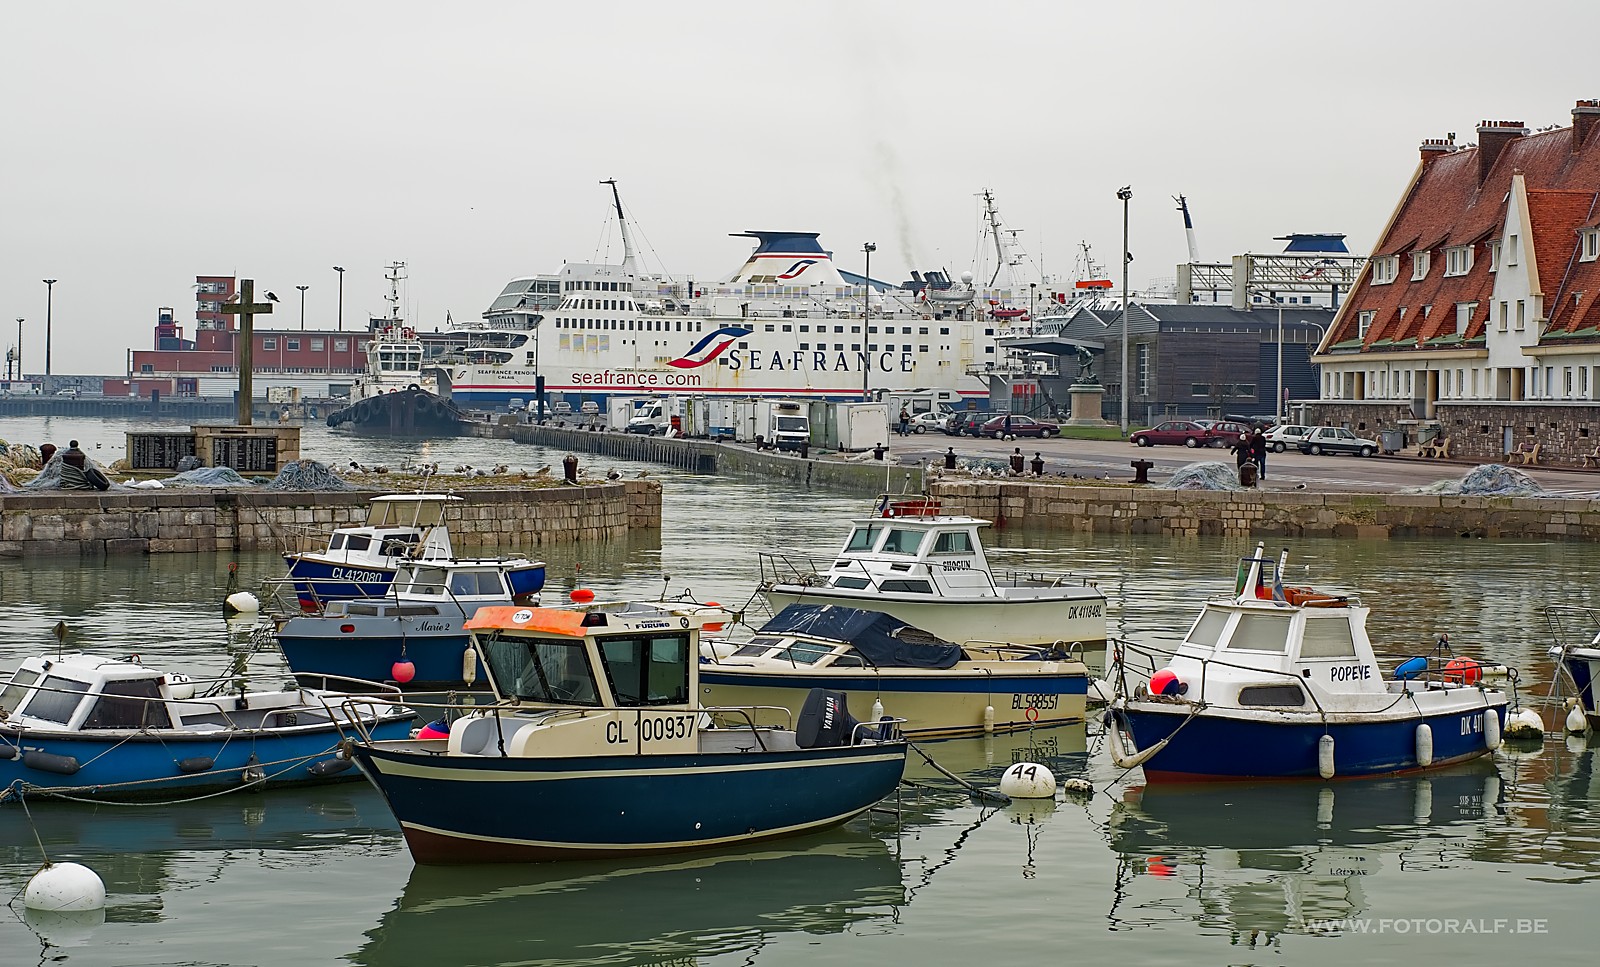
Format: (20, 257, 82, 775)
(283, 493, 545, 608)
(345, 603, 908, 863)
(1105, 543, 1510, 782)
(0, 652, 416, 802)
(1545, 605, 1600, 732)
(275, 556, 540, 690)
(700, 604, 1088, 738)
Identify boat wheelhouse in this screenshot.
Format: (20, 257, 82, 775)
(1106, 543, 1509, 782)
(283, 494, 462, 605)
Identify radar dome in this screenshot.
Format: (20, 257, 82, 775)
(959, 271, 974, 284)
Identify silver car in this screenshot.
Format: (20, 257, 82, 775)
(1296, 426, 1380, 457)
(1264, 424, 1314, 452)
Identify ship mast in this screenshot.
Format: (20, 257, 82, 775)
(1174, 194, 1201, 264)
(384, 261, 407, 325)
(601, 178, 639, 276)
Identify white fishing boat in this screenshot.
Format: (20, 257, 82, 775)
(1544, 605, 1600, 730)
(700, 604, 1088, 738)
(435, 181, 1078, 413)
(1105, 543, 1511, 782)
(757, 497, 1107, 657)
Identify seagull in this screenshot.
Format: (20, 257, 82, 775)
(634, 470, 650, 478)
(1294, 482, 1308, 490)
(223, 291, 242, 304)
(606, 470, 621, 480)
(266, 291, 280, 302)
(533, 465, 552, 476)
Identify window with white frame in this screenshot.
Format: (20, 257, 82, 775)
(1455, 301, 1476, 334)
(1507, 235, 1520, 266)
(1411, 251, 1431, 280)
(1582, 229, 1600, 263)
(1136, 343, 1151, 396)
(1499, 302, 1509, 332)
(1565, 367, 1574, 397)
(1358, 310, 1375, 338)
(1371, 256, 1399, 285)
(1445, 244, 1475, 276)
(1516, 300, 1525, 331)
(1489, 240, 1502, 270)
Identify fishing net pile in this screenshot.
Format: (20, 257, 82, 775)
(23, 454, 123, 491)
(1404, 464, 1546, 497)
(1163, 461, 1244, 491)
(265, 459, 355, 491)
(166, 466, 251, 486)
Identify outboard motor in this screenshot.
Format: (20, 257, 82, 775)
(796, 688, 863, 748)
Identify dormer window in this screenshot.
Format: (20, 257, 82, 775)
(1582, 228, 1600, 263)
(1370, 256, 1399, 285)
(1358, 310, 1375, 339)
(1444, 244, 1475, 276)
(1410, 251, 1431, 280)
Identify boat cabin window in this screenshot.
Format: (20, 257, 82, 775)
(1298, 617, 1358, 659)
(0, 667, 41, 714)
(880, 529, 926, 555)
(932, 532, 973, 554)
(830, 576, 872, 590)
(1237, 684, 1307, 707)
(597, 634, 690, 706)
(379, 532, 420, 556)
(21, 675, 91, 724)
(779, 640, 836, 665)
(880, 579, 933, 593)
(478, 634, 600, 706)
(406, 568, 448, 594)
(82, 678, 168, 729)
(1185, 609, 1231, 649)
(1226, 613, 1293, 653)
(328, 534, 346, 551)
(845, 525, 884, 552)
(449, 570, 506, 597)
(830, 652, 866, 667)
(345, 535, 372, 553)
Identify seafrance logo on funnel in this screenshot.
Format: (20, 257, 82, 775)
(775, 259, 818, 280)
(667, 326, 753, 369)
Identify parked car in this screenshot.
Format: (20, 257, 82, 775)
(580, 401, 600, 415)
(1202, 420, 1252, 442)
(1130, 420, 1226, 448)
(909, 411, 949, 434)
(980, 414, 1060, 439)
(945, 412, 987, 436)
(1264, 424, 1314, 452)
(507, 397, 526, 413)
(1297, 426, 1380, 457)
(550, 401, 573, 417)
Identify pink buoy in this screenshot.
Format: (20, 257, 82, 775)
(1148, 669, 1182, 696)
(391, 659, 416, 684)
(416, 718, 449, 740)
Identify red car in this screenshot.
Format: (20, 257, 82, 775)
(980, 415, 1059, 438)
(1130, 420, 1227, 448)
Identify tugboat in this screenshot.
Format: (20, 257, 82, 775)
(326, 261, 468, 435)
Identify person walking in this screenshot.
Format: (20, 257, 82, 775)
(1250, 427, 1269, 481)
(1231, 433, 1257, 487)
(898, 407, 910, 437)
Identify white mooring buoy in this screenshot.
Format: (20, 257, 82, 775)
(998, 761, 1056, 799)
(1504, 708, 1545, 740)
(224, 591, 260, 616)
(1565, 702, 1590, 735)
(25, 862, 106, 912)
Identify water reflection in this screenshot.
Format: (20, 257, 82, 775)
(350, 830, 905, 967)
(1105, 765, 1505, 942)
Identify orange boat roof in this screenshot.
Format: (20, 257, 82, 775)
(463, 606, 588, 637)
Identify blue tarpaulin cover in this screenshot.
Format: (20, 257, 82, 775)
(756, 604, 962, 669)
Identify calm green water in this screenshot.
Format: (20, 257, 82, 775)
(1, 415, 1597, 965)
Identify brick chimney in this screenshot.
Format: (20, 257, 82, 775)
(1476, 120, 1528, 183)
(1420, 136, 1455, 164)
(1574, 100, 1600, 152)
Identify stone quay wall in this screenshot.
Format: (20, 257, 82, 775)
(0, 481, 660, 558)
(928, 479, 1600, 541)
(1308, 400, 1600, 466)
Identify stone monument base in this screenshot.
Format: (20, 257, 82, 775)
(1065, 383, 1111, 426)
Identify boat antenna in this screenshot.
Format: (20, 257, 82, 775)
(383, 261, 407, 324)
(601, 179, 639, 277)
(52, 619, 68, 658)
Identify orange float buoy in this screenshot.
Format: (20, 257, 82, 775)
(703, 601, 724, 633)
(570, 588, 595, 604)
(1444, 657, 1482, 685)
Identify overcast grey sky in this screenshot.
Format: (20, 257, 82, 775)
(2, 1, 1594, 374)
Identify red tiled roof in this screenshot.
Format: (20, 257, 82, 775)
(1330, 119, 1600, 348)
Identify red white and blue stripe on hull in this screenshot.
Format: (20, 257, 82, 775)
(350, 743, 907, 863)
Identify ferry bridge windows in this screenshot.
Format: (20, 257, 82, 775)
(851, 344, 861, 352)
(835, 344, 844, 351)
(919, 345, 929, 352)
(835, 326, 844, 333)
(940, 328, 951, 335)
(1298, 618, 1357, 658)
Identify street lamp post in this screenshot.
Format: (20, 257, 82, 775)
(333, 266, 345, 331)
(1116, 187, 1132, 432)
(13, 318, 20, 384)
(862, 242, 876, 401)
(42, 279, 56, 381)
(296, 284, 309, 331)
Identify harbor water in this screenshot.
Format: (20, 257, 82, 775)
(1, 416, 1597, 965)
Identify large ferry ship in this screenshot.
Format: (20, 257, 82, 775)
(432, 183, 1075, 413)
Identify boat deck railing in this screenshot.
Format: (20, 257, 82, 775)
(756, 550, 1089, 599)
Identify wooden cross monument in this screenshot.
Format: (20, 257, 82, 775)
(220, 278, 273, 426)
